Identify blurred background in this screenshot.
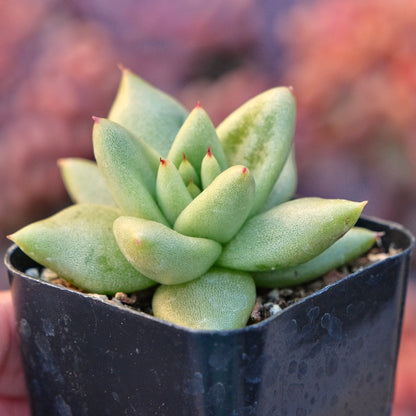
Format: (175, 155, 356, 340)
(0, 0, 415, 413)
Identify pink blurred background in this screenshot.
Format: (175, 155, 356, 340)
(1, 0, 415, 413)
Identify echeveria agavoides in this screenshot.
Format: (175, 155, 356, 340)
(9, 69, 372, 331)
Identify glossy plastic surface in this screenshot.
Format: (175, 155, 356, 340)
(6, 217, 414, 416)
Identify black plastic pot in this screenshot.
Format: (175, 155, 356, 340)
(5, 216, 414, 416)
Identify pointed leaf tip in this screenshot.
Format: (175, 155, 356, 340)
(207, 146, 212, 157)
(117, 63, 129, 73)
(196, 101, 202, 109)
(92, 116, 101, 124)
(242, 167, 248, 174)
(160, 157, 167, 165)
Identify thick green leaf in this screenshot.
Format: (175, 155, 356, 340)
(259, 147, 297, 212)
(254, 227, 377, 287)
(217, 198, 366, 271)
(217, 87, 296, 215)
(187, 179, 201, 198)
(201, 148, 222, 189)
(174, 165, 255, 243)
(108, 68, 188, 156)
(93, 118, 168, 224)
(8, 204, 156, 294)
(178, 155, 201, 187)
(167, 105, 228, 172)
(113, 217, 222, 285)
(156, 158, 193, 225)
(58, 158, 116, 206)
(152, 268, 256, 330)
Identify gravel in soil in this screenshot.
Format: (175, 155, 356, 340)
(29, 241, 400, 326)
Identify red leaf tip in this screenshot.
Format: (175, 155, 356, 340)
(117, 63, 130, 73)
(182, 153, 187, 161)
(160, 157, 167, 165)
(92, 116, 101, 124)
(242, 167, 248, 174)
(135, 238, 141, 245)
(196, 101, 202, 109)
(207, 146, 212, 157)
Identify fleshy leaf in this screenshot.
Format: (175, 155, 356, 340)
(156, 158, 193, 225)
(8, 204, 156, 294)
(167, 104, 228, 173)
(113, 217, 222, 285)
(93, 118, 168, 224)
(58, 158, 116, 206)
(254, 227, 377, 287)
(217, 87, 296, 215)
(187, 179, 201, 198)
(178, 154, 201, 187)
(217, 198, 366, 271)
(259, 147, 297, 212)
(108, 68, 188, 156)
(152, 268, 256, 330)
(201, 147, 222, 189)
(174, 165, 255, 243)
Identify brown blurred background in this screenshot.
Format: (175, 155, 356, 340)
(1, 0, 415, 413)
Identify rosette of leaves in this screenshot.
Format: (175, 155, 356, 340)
(9, 69, 375, 331)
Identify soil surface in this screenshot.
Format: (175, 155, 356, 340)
(248, 245, 400, 324)
(32, 240, 399, 326)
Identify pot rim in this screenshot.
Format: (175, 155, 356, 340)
(5, 215, 414, 335)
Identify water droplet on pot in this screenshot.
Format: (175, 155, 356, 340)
(244, 356, 264, 384)
(34, 333, 64, 383)
(19, 318, 31, 339)
(321, 313, 343, 339)
(285, 319, 298, 334)
(59, 314, 71, 333)
(307, 306, 320, 322)
(288, 360, 297, 374)
(42, 318, 55, 337)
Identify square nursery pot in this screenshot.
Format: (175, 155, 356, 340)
(5, 216, 415, 416)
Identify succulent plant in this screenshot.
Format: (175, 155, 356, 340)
(8, 68, 376, 331)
